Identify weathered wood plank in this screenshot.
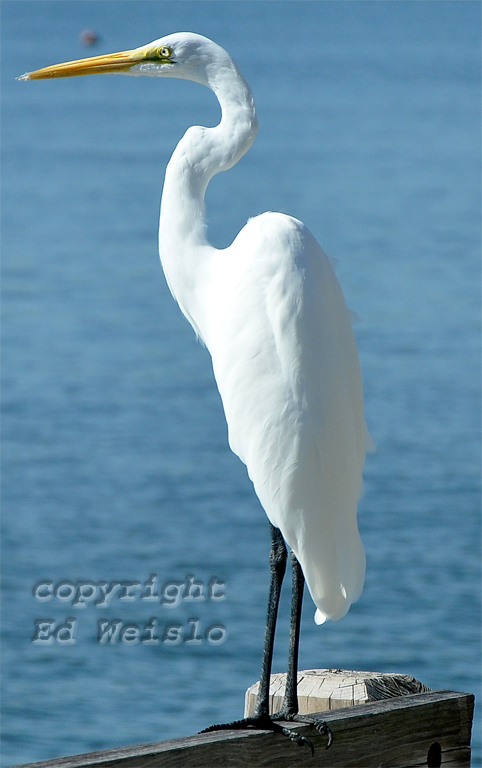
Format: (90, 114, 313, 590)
(10, 690, 474, 768)
(245, 668, 431, 716)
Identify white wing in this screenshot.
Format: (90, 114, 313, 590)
(203, 212, 367, 623)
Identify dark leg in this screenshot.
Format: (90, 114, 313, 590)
(283, 550, 304, 714)
(200, 525, 314, 751)
(272, 552, 333, 748)
(255, 523, 287, 716)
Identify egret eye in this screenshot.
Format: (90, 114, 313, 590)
(158, 46, 171, 59)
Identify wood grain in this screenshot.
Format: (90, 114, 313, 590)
(11, 690, 474, 768)
(244, 668, 431, 716)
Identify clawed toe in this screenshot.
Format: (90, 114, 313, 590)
(280, 727, 314, 755)
(272, 711, 333, 749)
(313, 719, 333, 747)
(199, 716, 259, 733)
(199, 714, 315, 754)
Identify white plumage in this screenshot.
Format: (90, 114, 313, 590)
(20, 32, 369, 626)
(154, 34, 368, 624)
(196, 213, 366, 623)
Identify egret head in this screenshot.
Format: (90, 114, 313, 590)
(18, 32, 233, 88)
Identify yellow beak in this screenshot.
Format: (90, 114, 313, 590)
(18, 49, 147, 80)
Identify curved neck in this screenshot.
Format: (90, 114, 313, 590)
(158, 64, 258, 337)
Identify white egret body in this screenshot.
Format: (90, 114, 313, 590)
(19, 33, 368, 627)
(154, 34, 367, 624)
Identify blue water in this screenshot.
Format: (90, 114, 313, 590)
(1, 1, 480, 765)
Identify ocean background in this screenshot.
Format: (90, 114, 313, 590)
(1, 1, 480, 765)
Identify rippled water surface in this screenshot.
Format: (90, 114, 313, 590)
(1, 2, 480, 765)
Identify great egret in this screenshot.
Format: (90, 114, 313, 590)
(19, 32, 370, 750)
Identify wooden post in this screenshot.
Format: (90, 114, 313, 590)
(245, 668, 432, 716)
(9, 688, 474, 768)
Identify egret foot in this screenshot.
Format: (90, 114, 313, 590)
(199, 714, 315, 754)
(272, 711, 333, 748)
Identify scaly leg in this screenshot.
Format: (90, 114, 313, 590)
(200, 525, 314, 751)
(255, 523, 287, 716)
(272, 551, 333, 748)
